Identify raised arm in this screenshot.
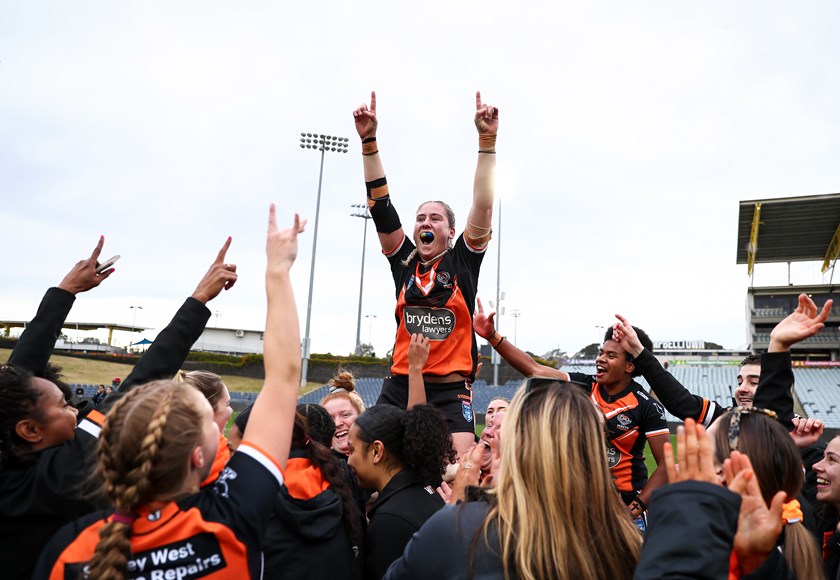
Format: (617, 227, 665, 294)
(9, 236, 115, 375)
(354, 91, 404, 254)
(407, 333, 430, 408)
(242, 205, 304, 468)
(118, 238, 238, 392)
(474, 298, 565, 379)
(754, 294, 833, 431)
(613, 314, 722, 427)
(464, 91, 498, 249)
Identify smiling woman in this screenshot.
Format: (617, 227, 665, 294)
(320, 370, 365, 456)
(353, 90, 498, 457)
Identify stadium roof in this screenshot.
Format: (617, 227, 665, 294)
(0, 320, 150, 333)
(736, 193, 840, 273)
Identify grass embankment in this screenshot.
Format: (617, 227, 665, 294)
(0, 349, 322, 394)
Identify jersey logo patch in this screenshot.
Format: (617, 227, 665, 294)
(435, 271, 452, 287)
(461, 401, 474, 423)
(404, 306, 456, 340)
(616, 413, 632, 431)
(213, 467, 238, 498)
(653, 402, 667, 421)
(606, 442, 620, 469)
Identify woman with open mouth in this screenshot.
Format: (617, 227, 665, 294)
(320, 371, 366, 457)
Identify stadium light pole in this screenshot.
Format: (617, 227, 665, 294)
(510, 308, 522, 345)
(492, 196, 503, 387)
(299, 132, 349, 386)
(351, 203, 372, 356)
(365, 314, 377, 346)
(129, 305, 143, 333)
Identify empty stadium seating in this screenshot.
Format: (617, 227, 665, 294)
(67, 364, 840, 428)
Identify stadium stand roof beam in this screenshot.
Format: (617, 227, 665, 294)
(736, 193, 840, 276)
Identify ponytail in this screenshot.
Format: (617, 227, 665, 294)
(782, 520, 823, 580)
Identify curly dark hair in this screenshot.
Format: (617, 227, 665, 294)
(603, 326, 654, 377)
(354, 404, 456, 487)
(0, 364, 39, 468)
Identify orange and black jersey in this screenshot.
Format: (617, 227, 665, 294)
(386, 233, 486, 381)
(34, 442, 284, 580)
(568, 374, 669, 498)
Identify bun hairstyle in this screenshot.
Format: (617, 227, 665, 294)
(353, 404, 456, 487)
(174, 370, 226, 410)
(87, 380, 205, 579)
(320, 370, 365, 415)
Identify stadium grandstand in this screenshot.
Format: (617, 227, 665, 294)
(66, 195, 840, 430)
(736, 192, 840, 427)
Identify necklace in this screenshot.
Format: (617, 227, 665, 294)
(419, 248, 450, 268)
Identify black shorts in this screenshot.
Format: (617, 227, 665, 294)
(377, 375, 476, 434)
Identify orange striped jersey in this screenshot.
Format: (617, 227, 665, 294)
(34, 442, 284, 580)
(569, 374, 670, 496)
(386, 234, 485, 381)
(200, 432, 231, 488)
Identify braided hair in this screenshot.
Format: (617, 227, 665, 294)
(86, 380, 205, 579)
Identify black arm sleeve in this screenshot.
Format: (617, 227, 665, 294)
(635, 482, 740, 579)
(633, 349, 722, 427)
(8, 287, 75, 376)
(752, 351, 795, 431)
(113, 297, 210, 395)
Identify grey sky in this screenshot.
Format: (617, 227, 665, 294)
(2, 1, 838, 359)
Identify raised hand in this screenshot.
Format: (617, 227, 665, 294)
(725, 452, 785, 575)
(191, 237, 239, 304)
(612, 314, 645, 358)
(266, 204, 306, 275)
(353, 91, 378, 140)
(473, 297, 496, 340)
(664, 418, 718, 485)
(448, 443, 484, 504)
(58, 236, 115, 294)
(408, 333, 431, 374)
(474, 91, 499, 135)
(769, 294, 833, 351)
(790, 416, 824, 448)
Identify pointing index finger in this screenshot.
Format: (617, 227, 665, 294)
(215, 236, 232, 264)
(475, 90, 482, 110)
(370, 91, 376, 113)
(90, 236, 104, 262)
(268, 203, 278, 234)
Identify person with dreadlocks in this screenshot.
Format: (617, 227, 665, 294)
(352, 91, 498, 456)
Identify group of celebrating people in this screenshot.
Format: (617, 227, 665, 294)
(1, 91, 838, 579)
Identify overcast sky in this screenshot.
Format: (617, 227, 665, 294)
(2, 1, 839, 359)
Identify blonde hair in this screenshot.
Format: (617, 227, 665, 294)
(174, 370, 226, 410)
(320, 370, 365, 415)
(479, 384, 641, 580)
(86, 381, 204, 579)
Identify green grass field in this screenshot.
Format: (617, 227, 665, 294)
(644, 434, 678, 474)
(0, 348, 321, 394)
(2, 346, 677, 472)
